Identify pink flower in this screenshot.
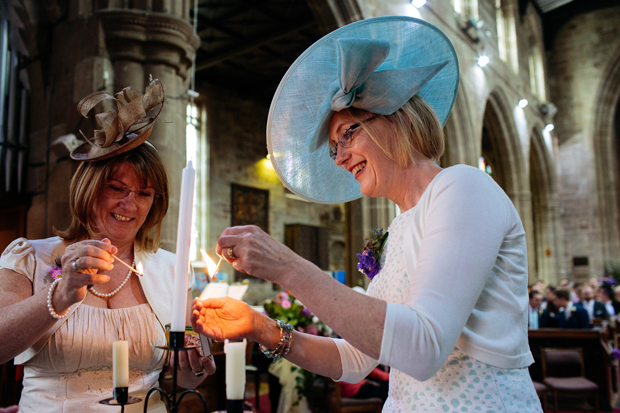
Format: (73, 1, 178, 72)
(277, 292, 289, 305)
(304, 324, 319, 335)
(282, 300, 291, 309)
(48, 265, 62, 281)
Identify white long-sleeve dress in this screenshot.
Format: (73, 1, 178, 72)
(333, 165, 542, 412)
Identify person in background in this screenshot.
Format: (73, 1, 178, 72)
(589, 277, 601, 290)
(597, 283, 620, 316)
(340, 366, 389, 402)
(570, 282, 581, 303)
(528, 291, 543, 329)
(541, 290, 591, 329)
(540, 285, 557, 311)
(578, 285, 609, 319)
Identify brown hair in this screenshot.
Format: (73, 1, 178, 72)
(347, 94, 445, 167)
(54, 143, 169, 253)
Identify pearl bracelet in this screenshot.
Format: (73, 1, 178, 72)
(47, 279, 69, 319)
(259, 319, 294, 362)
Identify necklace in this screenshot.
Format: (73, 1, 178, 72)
(88, 259, 135, 299)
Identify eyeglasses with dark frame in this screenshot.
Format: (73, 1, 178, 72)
(329, 116, 378, 161)
(104, 182, 161, 205)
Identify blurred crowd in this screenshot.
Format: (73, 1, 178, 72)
(528, 277, 620, 329)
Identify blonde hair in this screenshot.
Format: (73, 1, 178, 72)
(54, 144, 169, 253)
(347, 94, 445, 167)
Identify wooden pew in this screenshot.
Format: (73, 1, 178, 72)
(528, 328, 615, 411)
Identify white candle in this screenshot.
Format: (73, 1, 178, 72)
(225, 339, 247, 400)
(171, 161, 196, 332)
(112, 341, 129, 388)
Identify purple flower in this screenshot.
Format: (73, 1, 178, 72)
(356, 253, 380, 280)
(301, 308, 312, 317)
(612, 349, 620, 360)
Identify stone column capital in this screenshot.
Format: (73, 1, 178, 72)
(98, 9, 200, 80)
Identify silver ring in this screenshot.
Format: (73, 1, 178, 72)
(72, 259, 80, 272)
(227, 247, 236, 259)
(193, 369, 205, 377)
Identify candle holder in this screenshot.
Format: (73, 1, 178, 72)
(98, 387, 142, 413)
(226, 399, 244, 413)
(142, 331, 209, 413)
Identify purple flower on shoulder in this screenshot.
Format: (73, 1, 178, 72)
(356, 229, 388, 281)
(356, 253, 379, 280)
(301, 308, 312, 317)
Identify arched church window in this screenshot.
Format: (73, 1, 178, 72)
(495, 0, 519, 74)
(478, 156, 493, 177)
(186, 102, 208, 264)
(0, 19, 29, 196)
(452, 0, 479, 20)
(529, 44, 547, 102)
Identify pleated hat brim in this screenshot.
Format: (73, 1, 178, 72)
(266, 16, 459, 204)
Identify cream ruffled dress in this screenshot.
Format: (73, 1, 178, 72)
(1, 238, 169, 413)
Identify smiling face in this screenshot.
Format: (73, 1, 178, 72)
(91, 163, 155, 248)
(329, 110, 398, 199)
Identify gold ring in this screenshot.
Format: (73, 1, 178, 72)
(228, 247, 236, 259)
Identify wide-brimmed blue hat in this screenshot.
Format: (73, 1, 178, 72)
(266, 16, 459, 204)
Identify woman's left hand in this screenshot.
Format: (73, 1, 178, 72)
(191, 297, 259, 342)
(168, 349, 216, 388)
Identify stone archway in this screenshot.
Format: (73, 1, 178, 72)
(481, 90, 528, 209)
(443, 84, 477, 167)
(529, 126, 563, 284)
(481, 89, 532, 276)
(593, 50, 620, 263)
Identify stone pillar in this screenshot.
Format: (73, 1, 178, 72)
(508, 190, 536, 281)
(99, 10, 200, 252)
(533, 199, 565, 285)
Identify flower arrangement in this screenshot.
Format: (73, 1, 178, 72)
(47, 257, 63, 281)
(356, 229, 388, 280)
(263, 292, 331, 409)
(263, 292, 329, 336)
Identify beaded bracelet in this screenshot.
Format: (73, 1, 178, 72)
(259, 319, 294, 362)
(47, 279, 69, 319)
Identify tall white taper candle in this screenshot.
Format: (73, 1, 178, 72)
(113, 341, 129, 388)
(171, 160, 196, 332)
(225, 339, 247, 400)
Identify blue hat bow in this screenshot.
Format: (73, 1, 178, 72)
(310, 37, 449, 151)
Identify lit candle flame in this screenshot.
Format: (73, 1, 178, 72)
(136, 262, 144, 278)
(200, 249, 216, 281)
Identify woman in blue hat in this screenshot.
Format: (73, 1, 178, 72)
(192, 16, 541, 412)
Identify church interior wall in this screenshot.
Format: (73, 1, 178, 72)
(2, 0, 620, 290)
(202, 86, 340, 303)
(548, 6, 620, 279)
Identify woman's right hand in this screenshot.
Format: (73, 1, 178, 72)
(191, 297, 260, 342)
(55, 238, 117, 306)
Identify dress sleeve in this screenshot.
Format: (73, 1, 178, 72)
(332, 337, 379, 383)
(0, 237, 35, 283)
(378, 170, 511, 381)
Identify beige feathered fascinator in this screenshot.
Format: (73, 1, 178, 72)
(70, 79, 165, 161)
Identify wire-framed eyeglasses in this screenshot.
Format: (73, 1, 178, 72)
(329, 116, 377, 161)
(104, 183, 160, 205)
